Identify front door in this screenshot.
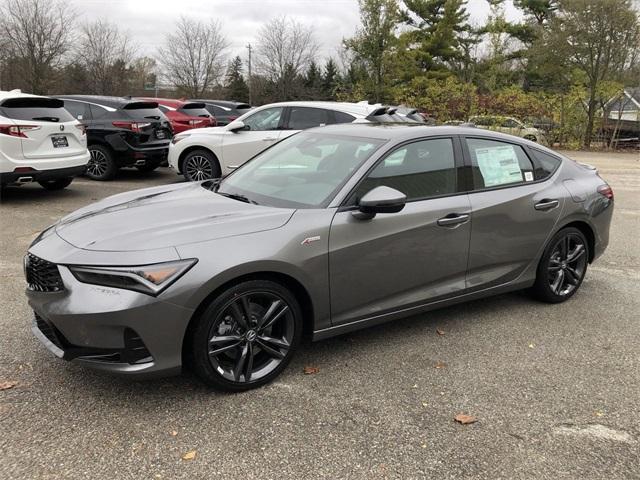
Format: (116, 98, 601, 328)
(221, 106, 285, 169)
(328, 137, 471, 325)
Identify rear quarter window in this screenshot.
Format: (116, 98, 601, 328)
(530, 149, 562, 180)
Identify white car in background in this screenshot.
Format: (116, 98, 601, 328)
(168, 101, 409, 181)
(0, 90, 89, 190)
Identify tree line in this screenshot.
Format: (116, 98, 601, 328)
(0, 0, 638, 147)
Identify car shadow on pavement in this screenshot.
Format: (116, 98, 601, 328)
(0, 184, 86, 204)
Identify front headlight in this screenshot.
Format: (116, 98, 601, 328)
(68, 259, 197, 296)
(171, 134, 190, 144)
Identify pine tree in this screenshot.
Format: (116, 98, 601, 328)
(322, 58, 339, 100)
(225, 56, 249, 102)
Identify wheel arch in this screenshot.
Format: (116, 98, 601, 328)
(181, 270, 316, 364)
(556, 220, 596, 263)
(178, 145, 220, 174)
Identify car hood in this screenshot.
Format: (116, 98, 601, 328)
(185, 126, 227, 136)
(55, 182, 295, 252)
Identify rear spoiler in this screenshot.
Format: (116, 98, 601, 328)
(123, 101, 159, 110)
(365, 106, 398, 119)
(0, 97, 64, 108)
(181, 102, 207, 109)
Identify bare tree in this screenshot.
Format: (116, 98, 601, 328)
(157, 16, 229, 97)
(255, 16, 320, 100)
(78, 20, 136, 96)
(0, 0, 74, 94)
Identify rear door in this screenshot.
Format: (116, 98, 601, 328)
(0, 97, 86, 160)
(462, 136, 566, 290)
(221, 106, 284, 168)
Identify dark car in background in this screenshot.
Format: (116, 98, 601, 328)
(56, 96, 172, 180)
(190, 100, 252, 126)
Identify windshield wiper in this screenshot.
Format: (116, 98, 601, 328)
(217, 191, 259, 205)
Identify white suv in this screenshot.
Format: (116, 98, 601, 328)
(168, 101, 406, 181)
(0, 90, 89, 190)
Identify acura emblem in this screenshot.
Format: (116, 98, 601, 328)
(59, 125, 65, 131)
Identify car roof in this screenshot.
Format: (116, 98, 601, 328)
(251, 101, 391, 118)
(53, 95, 153, 109)
(0, 89, 41, 101)
(303, 123, 559, 153)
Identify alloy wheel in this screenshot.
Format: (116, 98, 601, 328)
(547, 233, 587, 296)
(87, 149, 109, 178)
(207, 291, 294, 383)
(185, 155, 213, 181)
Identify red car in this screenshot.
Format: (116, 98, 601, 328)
(135, 98, 216, 134)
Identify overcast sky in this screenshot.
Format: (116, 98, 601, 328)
(72, 0, 523, 63)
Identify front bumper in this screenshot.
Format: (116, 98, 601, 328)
(27, 261, 194, 378)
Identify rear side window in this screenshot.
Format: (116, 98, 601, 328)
(466, 138, 534, 189)
(179, 106, 211, 117)
(0, 97, 74, 123)
(125, 108, 164, 120)
(89, 104, 109, 119)
(287, 107, 331, 130)
(352, 138, 457, 202)
(332, 111, 356, 124)
(530, 149, 562, 180)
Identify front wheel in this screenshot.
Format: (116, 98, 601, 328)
(38, 177, 73, 190)
(182, 149, 220, 182)
(532, 227, 589, 303)
(189, 280, 303, 391)
(87, 145, 117, 180)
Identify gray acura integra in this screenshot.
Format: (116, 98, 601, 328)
(25, 124, 614, 391)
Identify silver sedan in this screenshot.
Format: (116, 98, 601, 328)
(25, 124, 614, 391)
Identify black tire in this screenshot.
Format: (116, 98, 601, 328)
(135, 163, 159, 173)
(182, 149, 220, 182)
(189, 280, 303, 392)
(86, 145, 117, 181)
(532, 227, 589, 303)
(38, 177, 73, 190)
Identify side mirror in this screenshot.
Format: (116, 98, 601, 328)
(352, 186, 406, 220)
(227, 120, 246, 132)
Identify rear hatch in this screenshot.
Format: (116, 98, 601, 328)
(121, 101, 173, 144)
(0, 97, 86, 160)
(178, 102, 216, 127)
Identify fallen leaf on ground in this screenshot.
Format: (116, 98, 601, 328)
(0, 381, 17, 391)
(434, 361, 446, 369)
(422, 402, 428, 407)
(303, 366, 319, 375)
(181, 450, 197, 461)
(436, 329, 445, 336)
(170, 430, 178, 436)
(454, 413, 478, 425)
(528, 344, 535, 349)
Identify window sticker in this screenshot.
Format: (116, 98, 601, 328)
(475, 145, 523, 186)
(524, 171, 534, 182)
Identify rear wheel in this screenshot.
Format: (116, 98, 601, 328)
(189, 280, 302, 391)
(86, 145, 117, 181)
(38, 177, 73, 190)
(532, 227, 589, 303)
(182, 149, 220, 182)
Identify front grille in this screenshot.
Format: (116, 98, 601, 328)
(35, 314, 66, 349)
(25, 253, 64, 292)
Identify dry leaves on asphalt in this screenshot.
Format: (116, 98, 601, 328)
(434, 361, 447, 369)
(170, 430, 178, 437)
(436, 328, 445, 336)
(181, 450, 197, 461)
(0, 381, 18, 391)
(454, 413, 478, 425)
(303, 366, 319, 375)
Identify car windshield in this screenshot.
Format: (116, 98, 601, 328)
(215, 132, 386, 208)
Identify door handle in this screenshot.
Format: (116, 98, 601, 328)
(437, 213, 470, 227)
(534, 199, 559, 211)
(262, 137, 278, 142)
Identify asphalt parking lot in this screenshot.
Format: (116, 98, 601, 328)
(1, 151, 638, 479)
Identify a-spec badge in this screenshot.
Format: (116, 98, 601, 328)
(301, 236, 321, 246)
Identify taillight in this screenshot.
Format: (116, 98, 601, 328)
(597, 184, 614, 200)
(112, 121, 151, 133)
(0, 124, 40, 138)
(76, 124, 87, 135)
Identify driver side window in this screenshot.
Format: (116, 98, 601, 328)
(242, 107, 283, 131)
